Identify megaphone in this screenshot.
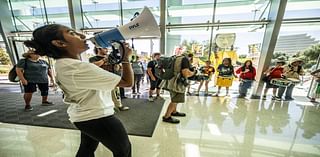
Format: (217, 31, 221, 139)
(90, 6, 161, 48)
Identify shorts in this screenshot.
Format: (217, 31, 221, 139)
(170, 91, 185, 103)
(23, 83, 49, 96)
(150, 78, 162, 90)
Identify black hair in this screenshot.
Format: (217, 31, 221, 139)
(223, 58, 232, 66)
(24, 24, 69, 59)
(241, 60, 254, 72)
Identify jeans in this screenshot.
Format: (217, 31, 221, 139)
(132, 74, 143, 93)
(74, 116, 131, 157)
(239, 79, 253, 96)
(277, 84, 295, 98)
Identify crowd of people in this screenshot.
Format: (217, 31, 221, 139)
(13, 23, 319, 156)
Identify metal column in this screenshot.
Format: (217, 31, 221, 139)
(251, 0, 288, 98)
(0, 0, 16, 64)
(68, 0, 84, 30)
(159, 0, 166, 55)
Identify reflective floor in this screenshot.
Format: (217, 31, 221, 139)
(0, 92, 319, 157)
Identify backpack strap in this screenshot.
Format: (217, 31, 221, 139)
(173, 56, 184, 75)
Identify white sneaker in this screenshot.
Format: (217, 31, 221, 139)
(148, 97, 154, 102)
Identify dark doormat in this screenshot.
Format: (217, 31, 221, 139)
(0, 93, 165, 137)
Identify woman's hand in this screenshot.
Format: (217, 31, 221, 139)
(121, 42, 132, 62)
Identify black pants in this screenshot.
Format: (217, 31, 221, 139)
(74, 116, 131, 157)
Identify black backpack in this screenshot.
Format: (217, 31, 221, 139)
(8, 59, 27, 82)
(154, 56, 176, 80)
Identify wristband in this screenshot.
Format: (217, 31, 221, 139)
(121, 61, 130, 64)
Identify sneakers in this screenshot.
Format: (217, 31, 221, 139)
(271, 96, 276, 100)
(148, 96, 154, 102)
(171, 112, 186, 117)
(162, 116, 180, 124)
(24, 105, 33, 111)
(262, 95, 267, 100)
(41, 101, 54, 106)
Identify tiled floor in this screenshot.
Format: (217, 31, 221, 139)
(0, 80, 319, 157)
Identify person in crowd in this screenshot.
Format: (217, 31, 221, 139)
(89, 47, 129, 111)
(235, 60, 256, 98)
(141, 59, 149, 84)
(24, 24, 133, 157)
(147, 52, 162, 102)
(276, 58, 304, 101)
(16, 50, 54, 111)
(131, 55, 144, 94)
(196, 60, 215, 96)
(160, 53, 195, 123)
(215, 58, 236, 96)
(310, 69, 320, 103)
(261, 58, 285, 100)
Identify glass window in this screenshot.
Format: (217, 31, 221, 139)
(215, 0, 271, 22)
(7, 0, 71, 31)
(275, 23, 320, 98)
(167, 1, 214, 24)
(44, 0, 71, 27)
(166, 27, 212, 56)
(284, 0, 320, 19)
(122, 0, 160, 25)
(81, 0, 121, 28)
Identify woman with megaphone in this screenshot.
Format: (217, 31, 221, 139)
(24, 24, 133, 157)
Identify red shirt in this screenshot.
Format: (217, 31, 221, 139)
(269, 67, 283, 78)
(236, 66, 256, 80)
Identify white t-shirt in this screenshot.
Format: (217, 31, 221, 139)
(55, 58, 121, 122)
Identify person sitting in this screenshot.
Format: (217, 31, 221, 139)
(276, 58, 304, 101)
(196, 60, 215, 96)
(236, 60, 256, 98)
(262, 58, 285, 100)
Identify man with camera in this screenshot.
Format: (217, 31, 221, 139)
(160, 53, 195, 124)
(89, 47, 129, 111)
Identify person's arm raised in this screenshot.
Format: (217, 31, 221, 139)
(117, 43, 134, 87)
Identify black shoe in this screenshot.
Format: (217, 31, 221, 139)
(171, 112, 186, 117)
(162, 116, 180, 124)
(41, 101, 54, 106)
(121, 96, 128, 99)
(119, 106, 130, 111)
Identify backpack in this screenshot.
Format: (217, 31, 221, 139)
(8, 59, 27, 82)
(155, 56, 184, 80)
(154, 56, 176, 80)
